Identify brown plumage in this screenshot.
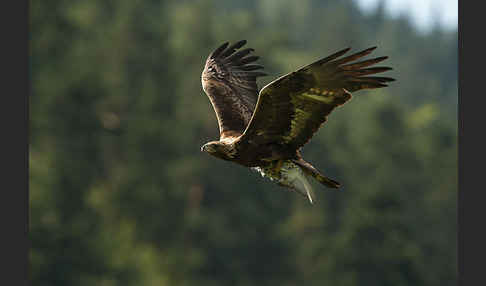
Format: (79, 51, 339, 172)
(201, 40, 394, 203)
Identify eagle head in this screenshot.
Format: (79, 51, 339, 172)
(201, 141, 235, 161)
(201, 142, 219, 153)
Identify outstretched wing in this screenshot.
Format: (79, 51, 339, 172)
(237, 46, 394, 150)
(201, 40, 267, 139)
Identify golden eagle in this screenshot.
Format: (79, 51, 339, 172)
(201, 40, 394, 203)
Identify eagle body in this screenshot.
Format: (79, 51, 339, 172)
(201, 139, 297, 167)
(200, 40, 394, 203)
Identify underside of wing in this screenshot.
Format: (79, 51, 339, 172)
(239, 46, 395, 150)
(201, 40, 267, 139)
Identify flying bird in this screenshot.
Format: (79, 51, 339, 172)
(200, 40, 394, 203)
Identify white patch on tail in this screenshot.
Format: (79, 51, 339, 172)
(253, 162, 315, 203)
(283, 166, 315, 204)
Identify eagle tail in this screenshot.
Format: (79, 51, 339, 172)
(293, 159, 341, 189)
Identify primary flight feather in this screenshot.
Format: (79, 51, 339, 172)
(201, 40, 394, 203)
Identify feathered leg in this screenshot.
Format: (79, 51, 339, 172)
(274, 159, 284, 174)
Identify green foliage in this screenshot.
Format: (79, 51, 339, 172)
(30, 0, 457, 285)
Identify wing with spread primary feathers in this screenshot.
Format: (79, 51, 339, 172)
(237, 46, 395, 150)
(201, 40, 267, 139)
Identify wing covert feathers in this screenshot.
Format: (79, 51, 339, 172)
(238, 46, 394, 150)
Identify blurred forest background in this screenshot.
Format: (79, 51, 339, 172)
(30, 0, 457, 285)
